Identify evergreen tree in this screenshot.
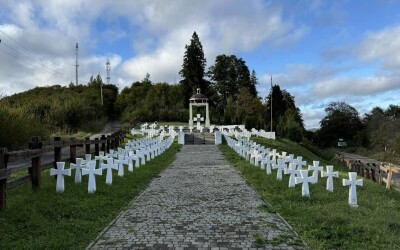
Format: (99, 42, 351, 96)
(179, 32, 208, 105)
(249, 70, 258, 96)
(264, 85, 304, 137)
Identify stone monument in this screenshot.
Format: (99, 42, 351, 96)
(189, 88, 210, 127)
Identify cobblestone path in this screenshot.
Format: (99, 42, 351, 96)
(87, 145, 304, 249)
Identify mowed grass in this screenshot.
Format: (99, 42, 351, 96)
(0, 143, 181, 249)
(220, 137, 400, 249)
(155, 121, 188, 127)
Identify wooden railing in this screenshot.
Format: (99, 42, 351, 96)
(334, 153, 400, 189)
(0, 130, 128, 209)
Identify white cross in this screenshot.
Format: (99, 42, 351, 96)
(308, 161, 323, 183)
(279, 151, 287, 159)
(142, 148, 151, 161)
(210, 125, 215, 133)
(136, 149, 146, 165)
(115, 155, 128, 177)
(342, 172, 363, 207)
(101, 158, 118, 185)
(269, 149, 279, 161)
(295, 170, 314, 197)
(250, 148, 258, 165)
(82, 161, 102, 194)
(84, 154, 92, 163)
(284, 163, 300, 188)
(70, 158, 84, 183)
(321, 165, 339, 192)
(126, 152, 138, 171)
(50, 162, 71, 193)
(273, 158, 287, 181)
(193, 114, 204, 130)
(294, 156, 307, 170)
(261, 155, 275, 175)
(108, 149, 118, 159)
(285, 154, 295, 164)
(95, 151, 108, 163)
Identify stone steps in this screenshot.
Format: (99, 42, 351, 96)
(184, 133, 214, 145)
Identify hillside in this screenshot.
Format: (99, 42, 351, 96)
(220, 137, 400, 249)
(0, 82, 118, 150)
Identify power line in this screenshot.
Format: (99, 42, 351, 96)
(0, 30, 74, 78)
(0, 39, 74, 79)
(0, 46, 57, 84)
(0, 31, 75, 80)
(0, 43, 72, 83)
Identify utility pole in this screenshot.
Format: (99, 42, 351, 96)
(75, 43, 79, 85)
(270, 75, 273, 132)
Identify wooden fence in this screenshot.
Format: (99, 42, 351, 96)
(334, 153, 400, 189)
(0, 130, 127, 209)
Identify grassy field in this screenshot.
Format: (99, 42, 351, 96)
(0, 143, 181, 249)
(155, 121, 188, 127)
(220, 137, 400, 249)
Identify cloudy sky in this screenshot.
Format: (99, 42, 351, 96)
(1, 0, 400, 129)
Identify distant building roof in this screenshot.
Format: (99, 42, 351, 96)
(189, 88, 208, 102)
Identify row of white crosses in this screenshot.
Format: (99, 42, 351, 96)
(50, 136, 174, 194)
(224, 134, 364, 207)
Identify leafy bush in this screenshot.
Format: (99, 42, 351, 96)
(0, 105, 49, 150)
(0, 79, 118, 149)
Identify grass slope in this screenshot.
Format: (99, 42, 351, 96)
(0, 143, 181, 249)
(220, 137, 400, 249)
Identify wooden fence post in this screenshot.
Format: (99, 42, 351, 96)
(101, 135, 106, 152)
(111, 134, 115, 150)
(386, 164, 393, 189)
(95, 138, 99, 156)
(0, 148, 10, 209)
(54, 137, 62, 168)
(106, 136, 111, 152)
(28, 137, 42, 190)
(378, 164, 384, 185)
(85, 137, 91, 154)
(69, 137, 76, 164)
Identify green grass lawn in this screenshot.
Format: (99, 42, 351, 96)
(220, 137, 400, 249)
(0, 143, 181, 249)
(155, 121, 188, 127)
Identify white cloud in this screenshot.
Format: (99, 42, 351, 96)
(0, 0, 306, 94)
(260, 64, 341, 89)
(312, 75, 400, 98)
(358, 25, 400, 69)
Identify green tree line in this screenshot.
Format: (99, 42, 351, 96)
(0, 75, 117, 149)
(1, 31, 305, 149)
(117, 32, 305, 141)
(313, 101, 400, 159)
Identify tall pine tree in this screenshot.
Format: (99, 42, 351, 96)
(179, 32, 208, 105)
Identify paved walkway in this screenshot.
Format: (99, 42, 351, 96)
(87, 145, 304, 249)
